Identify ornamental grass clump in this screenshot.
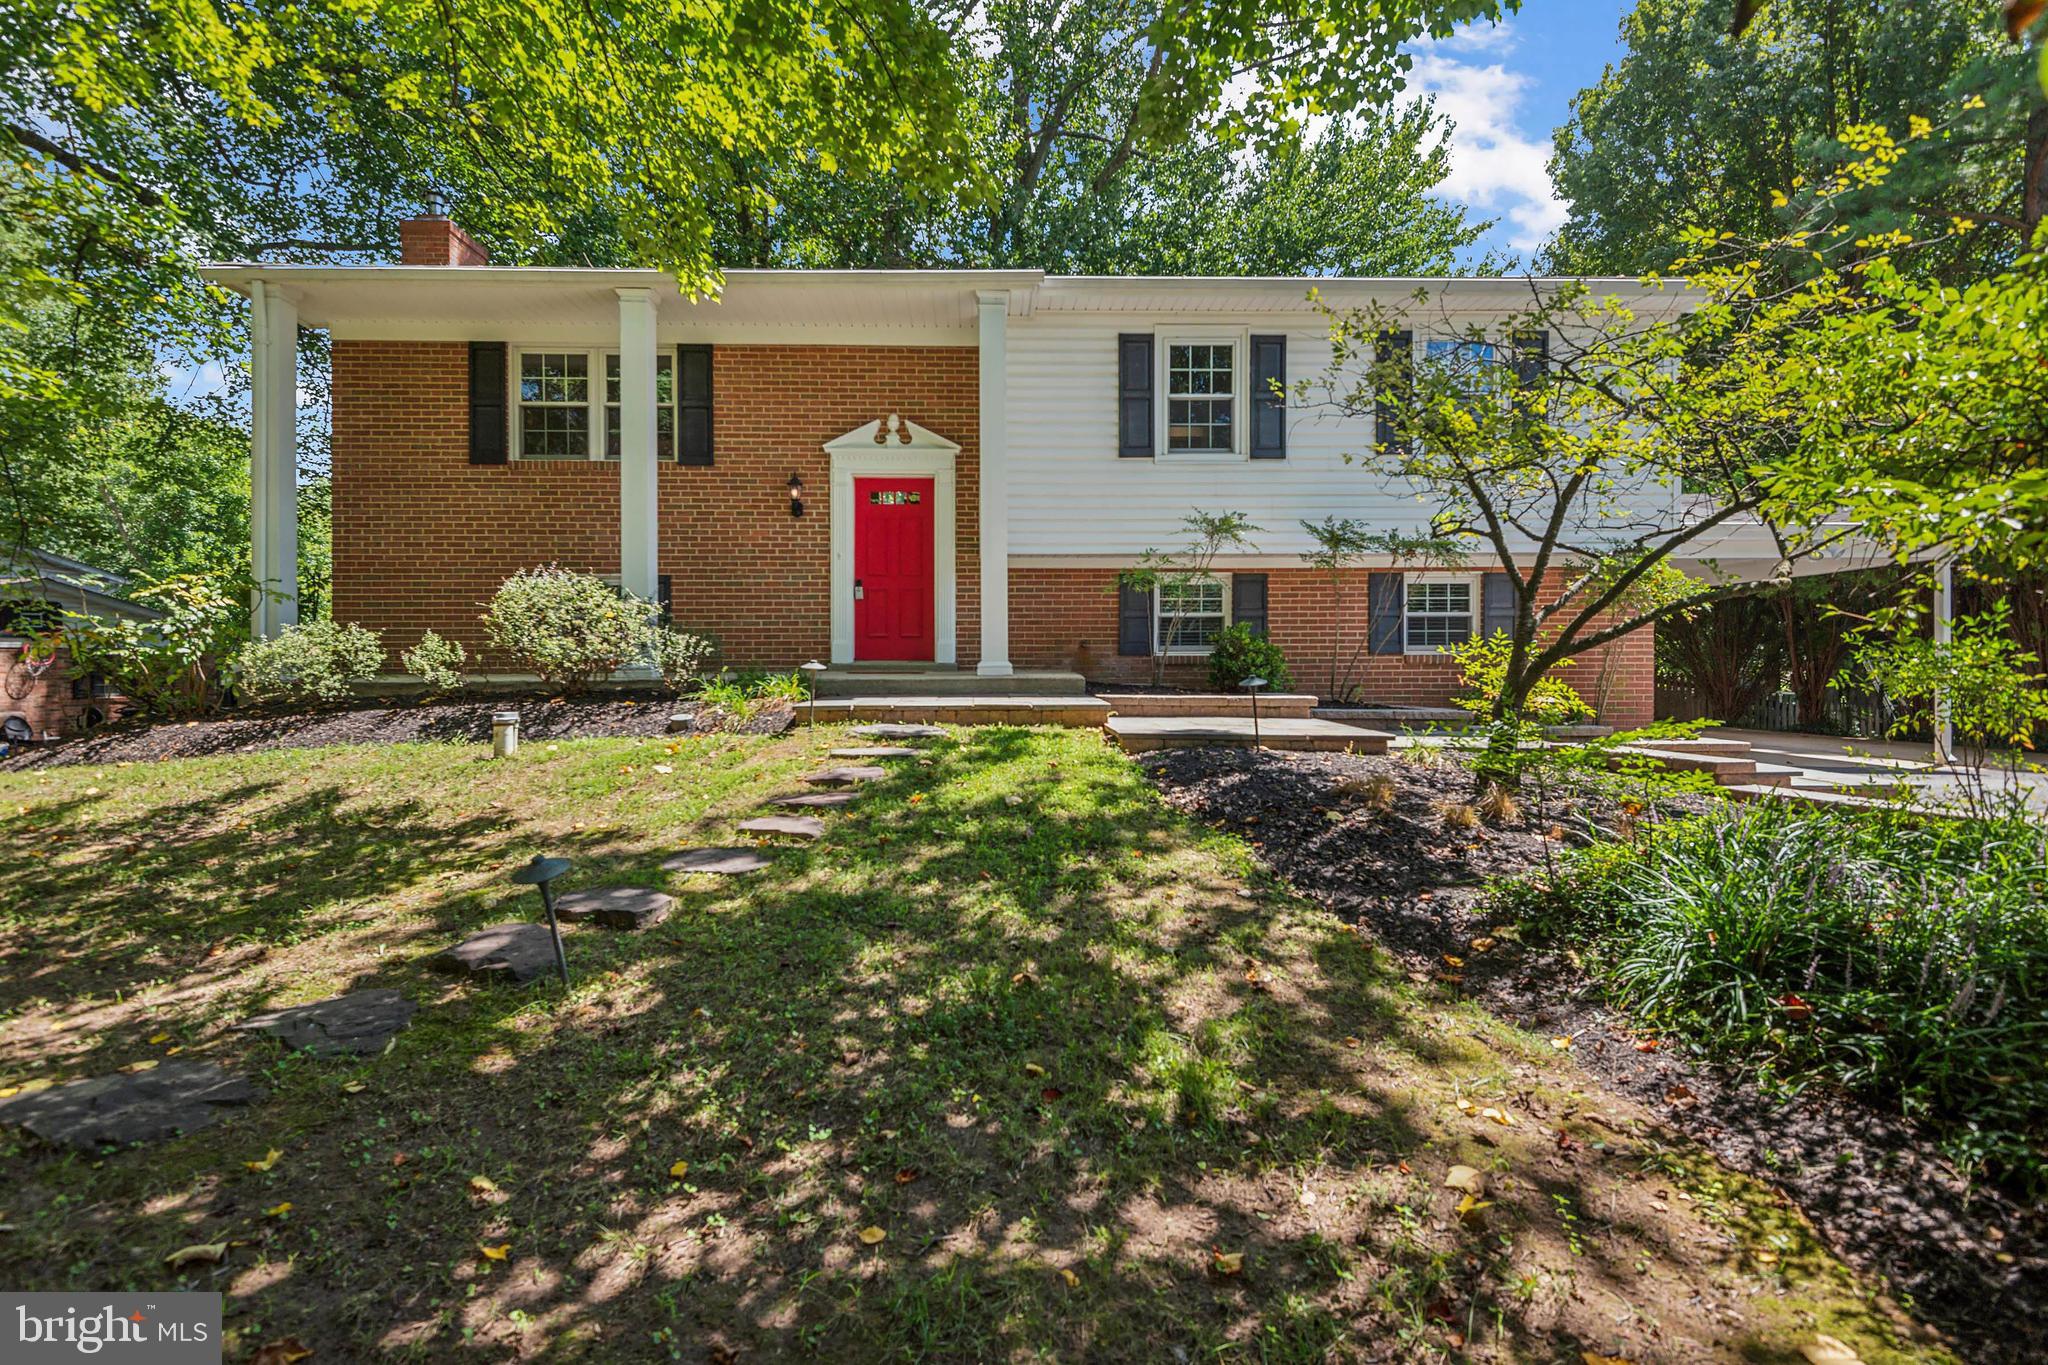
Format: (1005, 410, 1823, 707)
(1505, 799, 2048, 1195)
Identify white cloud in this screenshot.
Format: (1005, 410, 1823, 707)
(1405, 27, 1565, 253)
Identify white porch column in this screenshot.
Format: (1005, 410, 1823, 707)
(975, 289, 1013, 677)
(248, 280, 299, 637)
(616, 288, 660, 603)
(1933, 559, 1955, 765)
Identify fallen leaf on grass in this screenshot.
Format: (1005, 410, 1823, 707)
(1443, 1165, 1485, 1194)
(262, 1202, 292, 1218)
(245, 1148, 283, 1173)
(252, 1338, 315, 1365)
(1454, 1193, 1492, 1223)
(122, 1060, 159, 1074)
(1442, 954, 1464, 968)
(1210, 1249, 1243, 1275)
(1550, 1036, 1572, 1050)
(1800, 1336, 1864, 1365)
(1058, 1268, 1079, 1288)
(1633, 1038, 1661, 1053)
(1469, 936, 1496, 952)
(893, 1168, 919, 1185)
(1023, 1062, 1045, 1077)
(1753, 1248, 1780, 1265)
(468, 1174, 499, 1196)
(669, 1160, 690, 1178)
(652, 764, 674, 775)
(148, 1032, 172, 1045)
(1481, 1106, 1515, 1127)
(857, 1226, 887, 1246)
(164, 1242, 229, 1269)
(1665, 1083, 1698, 1109)
(341, 1081, 367, 1094)
(479, 1242, 511, 1261)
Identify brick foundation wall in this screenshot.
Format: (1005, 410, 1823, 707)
(330, 341, 979, 671)
(1009, 567, 1655, 727)
(0, 646, 127, 738)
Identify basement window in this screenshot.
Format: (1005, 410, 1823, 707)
(1404, 577, 1476, 654)
(1156, 575, 1229, 655)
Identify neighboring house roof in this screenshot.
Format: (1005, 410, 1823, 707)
(194, 265, 1697, 340)
(0, 548, 161, 629)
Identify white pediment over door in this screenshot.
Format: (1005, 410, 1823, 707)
(823, 413, 961, 456)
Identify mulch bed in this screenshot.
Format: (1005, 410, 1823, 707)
(0, 696, 793, 770)
(1145, 745, 2048, 1365)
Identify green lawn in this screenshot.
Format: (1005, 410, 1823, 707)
(0, 727, 1950, 1362)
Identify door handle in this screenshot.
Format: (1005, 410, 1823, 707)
(854, 579, 865, 601)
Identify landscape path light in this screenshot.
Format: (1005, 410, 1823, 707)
(1240, 675, 1268, 750)
(510, 854, 574, 987)
(800, 659, 828, 729)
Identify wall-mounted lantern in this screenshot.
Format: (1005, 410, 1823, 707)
(788, 472, 806, 518)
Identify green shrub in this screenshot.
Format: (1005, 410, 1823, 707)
(1206, 623, 1293, 693)
(1448, 631, 1593, 726)
(58, 573, 245, 718)
(235, 620, 385, 705)
(1503, 801, 2048, 1195)
(648, 628, 712, 696)
(401, 630, 466, 696)
(694, 670, 806, 720)
(480, 567, 658, 692)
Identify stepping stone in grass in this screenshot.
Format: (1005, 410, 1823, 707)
(802, 765, 889, 786)
(235, 989, 417, 1057)
(430, 923, 561, 985)
(554, 886, 674, 930)
(0, 1061, 261, 1150)
(738, 815, 826, 840)
(830, 746, 919, 758)
(663, 847, 775, 875)
(767, 791, 860, 809)
(851, 723, 946, 740)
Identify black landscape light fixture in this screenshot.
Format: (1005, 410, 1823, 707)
(1240, 675, 1268, 750)
(511, 854, 574, 987)
(800, 659, 827, 728)
(788, 472, 807, 517)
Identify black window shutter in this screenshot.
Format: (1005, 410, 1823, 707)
(1511, 330, 1549, 388)
(1249, 334, 1286, 459)
(468, 342, 508, 465)
(1373, 330, 1412, 453)
(1232, 573, 1268, 637)
(1118, 334, 1154, 458)
(677, 344, 713, 466)
(1368, 571, 1406, 655)
(1482, 571, 1517, 638)
(1118, 582, 1154, 655)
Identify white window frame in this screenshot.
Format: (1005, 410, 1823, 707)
(509, 346, 674, 463)
(603, 351, 677, 462)
(1403, 573, 1480, 655)
(1156, 331, 1244, 461)
(1155, 573, 1231, 656)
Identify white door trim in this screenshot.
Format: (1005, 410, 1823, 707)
(827, 416, 958, 666)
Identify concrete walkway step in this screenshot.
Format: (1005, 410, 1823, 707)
(1107, 715, 1393, 754)
(813, 698, 1109, 728)
(1100, 693, 1318, 720)
(815, 668, 1086, 698)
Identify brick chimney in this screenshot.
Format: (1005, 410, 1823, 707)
(398, 212, 489, 266)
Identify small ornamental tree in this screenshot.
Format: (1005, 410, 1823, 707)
(1116, 511, 1260, 686)
(57, 573, 245, 718)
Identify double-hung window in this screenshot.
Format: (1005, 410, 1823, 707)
(1156, 575, 1229, 654)
(1424, 339, 1497, 414)
(1165, 341, 1236, 454)
(513, 348, 675, 462)
(517, 352, 592, 460)
(604, 353, 676, 460)
(1405, 577, 1476, 653)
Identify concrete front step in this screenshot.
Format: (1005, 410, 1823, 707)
(813, 668, 1086, 698)
(1099, 693, 1318, 720)
(1612, 745, 1799, 788)
(804, 696, 1111, 728)
(1722, 783, 1905, 811)
(1107, 715, 1393, 753)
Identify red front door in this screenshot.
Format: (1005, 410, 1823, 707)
(853, 477, 936, 661)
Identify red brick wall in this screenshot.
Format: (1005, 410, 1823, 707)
(398, 218, 489, 266)
(1009, 567, 1655, 727)
(0, 646, 127, 738)
(330, 341, 978, 670)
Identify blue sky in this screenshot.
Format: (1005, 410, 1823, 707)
(1410, 0, 1633, 262)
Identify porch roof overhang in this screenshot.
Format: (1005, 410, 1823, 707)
(196, 264, 1698, 342)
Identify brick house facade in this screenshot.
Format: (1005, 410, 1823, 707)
(212, 221, 1695, 726)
